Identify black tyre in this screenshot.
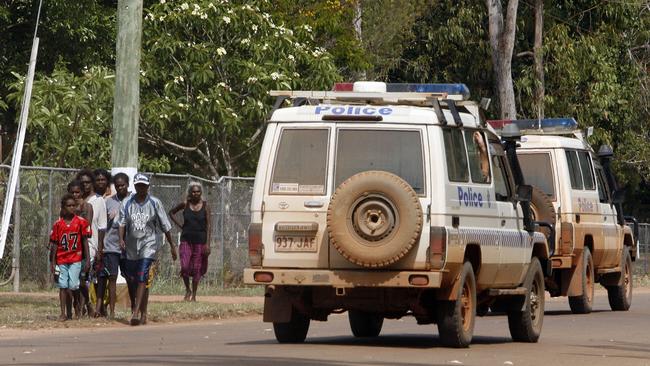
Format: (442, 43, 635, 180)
(569, 247, 595, 314)
(607, 249, 633, 311)
(348, 310, 384, 337)
(436, 262, 476, 348)
(327, 171, 423, 268)
(273, 308, 310, 343)
(508, 257, 545, 342)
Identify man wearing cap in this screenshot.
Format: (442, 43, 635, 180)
(118, 173, 177, 326)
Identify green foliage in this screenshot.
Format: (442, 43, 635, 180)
(139, 0, 340, 176)
(390, 0, 493, 100)
(271, 0, 369, 80)
(7, 66, 113, 168)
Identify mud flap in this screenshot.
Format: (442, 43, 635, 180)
(263, 286, 292, 323)
(563, 250, 584, 297)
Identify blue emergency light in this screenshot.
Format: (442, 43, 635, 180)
(487, 118, 578, 134)
(332, 82, 471, 100)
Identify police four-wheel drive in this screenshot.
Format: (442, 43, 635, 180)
(245, 81, 555, 348)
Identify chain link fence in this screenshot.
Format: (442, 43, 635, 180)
(0, 165, 254, 291)
(635, 223, 650, 276)
(1, 165, 649, 291)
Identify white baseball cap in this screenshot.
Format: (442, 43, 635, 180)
(133, 173, 150, 186)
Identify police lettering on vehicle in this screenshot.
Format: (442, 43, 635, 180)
(315, 105, 393, 116)
(457, 187, 490, 208)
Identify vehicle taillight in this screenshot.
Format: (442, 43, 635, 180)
(248, 223, 263, 267)
(429, 226, 446, 270)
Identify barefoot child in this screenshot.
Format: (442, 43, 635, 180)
(49, 194, 91, 321)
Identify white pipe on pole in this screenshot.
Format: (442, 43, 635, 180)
(0, 37, 39, 259)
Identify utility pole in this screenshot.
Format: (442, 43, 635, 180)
(111, 0, 143, 181)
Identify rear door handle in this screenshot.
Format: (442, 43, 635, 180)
(304, 200, 324, 208)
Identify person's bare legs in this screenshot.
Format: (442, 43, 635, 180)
(127, 280, 137, 313)
(58, 289, 68, 321)
(182, 276, 191, 301)
(107, 276, 117, 319)
(79, 281, 94, 317)
(191, 279, 199, 302)
(140, 288, 149, 325)
(72, 289, 81, 319)
(130, 282, 146, 325)
(94, 277, 107, 317)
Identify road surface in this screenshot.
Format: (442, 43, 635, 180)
(2, 289, 649, 366)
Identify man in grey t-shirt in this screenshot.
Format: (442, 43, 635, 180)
(118, 173, 177, 326)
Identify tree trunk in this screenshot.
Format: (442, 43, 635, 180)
(486, 0, 519, 119)
(533, 0, 544, 119)
(354, 0, 367, 81)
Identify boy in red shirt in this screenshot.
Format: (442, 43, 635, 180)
(49, 194, 91, 321)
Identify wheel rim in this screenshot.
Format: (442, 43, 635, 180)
(586, 256, 594, 304)
(530, 276, 542, 326)
(461, 280, 473, 331)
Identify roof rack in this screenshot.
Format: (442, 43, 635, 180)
(269, 90, 463, 106)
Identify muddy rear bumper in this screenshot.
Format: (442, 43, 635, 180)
(243, 268, 443, 288)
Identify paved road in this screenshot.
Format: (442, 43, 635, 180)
(2, 289, 650, 366)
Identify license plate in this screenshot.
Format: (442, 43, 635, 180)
(274, 236, 317, 252)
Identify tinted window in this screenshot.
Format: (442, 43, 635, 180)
(578, 151, 596, 190)
(335, 129, 425, 194)
(595, 164, 610, 203)
(271, 129, 328, 195)
(490, 143, 511, 201)
(443, 128, 469, 182)
(465, 130, 490, 184)
(518, 153, 555, 199)
(565, 150, 583, 190)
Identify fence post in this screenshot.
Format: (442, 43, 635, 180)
(12, 175, 20, 292)
(220, 179, 226, 288)
(47, 170, 53, 280)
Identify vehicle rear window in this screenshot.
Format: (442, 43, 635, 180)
(518, 153, 556, 199)
(578, 151, 596, 190)
(565, 150, 584, 190)
(271, 128, 328, 195)
(443, 128, 469, 182)
(335, 129, 425, 194)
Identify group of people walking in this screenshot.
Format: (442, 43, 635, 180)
(48, 169, 212, 325)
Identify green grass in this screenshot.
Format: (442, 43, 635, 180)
(0, 279, 264, 297)
(0, 294, 262, 329)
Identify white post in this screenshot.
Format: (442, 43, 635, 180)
(0, 37, 39, 259)
(12, 177, 20, 292)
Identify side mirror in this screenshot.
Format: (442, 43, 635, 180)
(612, 189, 625, 204)
(516, 184, 533, 202)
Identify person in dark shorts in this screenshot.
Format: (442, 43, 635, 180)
(169, 181, 212, 301)
(118, 173, 177, 326)
(95, 173, 131, 319)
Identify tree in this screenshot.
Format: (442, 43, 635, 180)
(486, 0, 519, 119)
(138, 0, 340, 178)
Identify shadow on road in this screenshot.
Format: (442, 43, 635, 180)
(19, 354, 450, 366)
(229, 333, 511, 349)
(544, 309, 609, 316)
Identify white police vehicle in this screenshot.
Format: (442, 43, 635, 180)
(244, 82, 550, 347)
(489, 118, 636, 314)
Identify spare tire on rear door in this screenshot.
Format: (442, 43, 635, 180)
(327, 171, 423, 268)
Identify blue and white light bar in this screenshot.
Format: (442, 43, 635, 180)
(333, 82, 471, 100)
(487, 118, 578, 135)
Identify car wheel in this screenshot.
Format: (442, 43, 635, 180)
(348, 310, 383, 337)
(569, 247, 594, 314)
(508, 257, 545, 342)
(436, 262, 476, 348)
(273, 308, 310, 343)
(607, 249, 633, 311)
